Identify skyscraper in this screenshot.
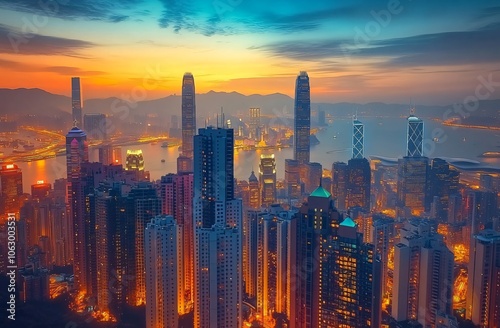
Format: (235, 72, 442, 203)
(248, 171, 261, 209)
(145, 215, 181, 328)
(304, 162, 322, 195)
(181, 72, 196, 171)
(285, 159, 301, 200)
(332, 162, 348, 211)
(347, 157, 371, 212)
(466, 229, 500, 328)
(392, 221, 455, 327)
(397, 156, 429, 216)
(0, 163, 23, 215)
(72, 77, 82, 125)
(293, 71, 310, 164)
(407, 114, 424, 157)
(65, 125, 88, 293)
(249, 107, 261, 140)
(83, 113, 107, 140)
(193, 126, 242, 328)
(353, 118, 364, 159)
(259, 154, 276, 206)
(429, 158, 460, 222)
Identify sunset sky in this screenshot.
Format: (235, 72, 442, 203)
(0, 0, 499, 104)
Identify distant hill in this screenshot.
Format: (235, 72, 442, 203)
(0, 88, 499, 125)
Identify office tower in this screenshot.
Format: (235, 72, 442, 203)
(466, 229, 500, 328)
(332, 162, 348, 211)
(430, 158, 460, 221)
(249, 107, 261, 140)
(130, 183, 162, 305)
(255, 205, 295, 325)
(0, 163, 23, 215)
(397, 156, 429, 216)
(177, 155, 192, 174)
(259, 154, 277, 206)
(125, 150, 144, 171)
(407, 114, 424, 157)
(160, 173, 194, 312)
(243, 209, 260, 300)
(72, 77, 82, 125)
(293, 71, 311, 164)
(84, 113, 107, 140)
(145, 216, 181, 328)
(291, 185, 341, 327)
(248, 171, 261, 209)
(285, 159, 301, 199)
(333, 217, 382, 327)
(181, 72, 196, 171)
(347, 157, 371, 212)
(392, 221, 455, 327)
(31, 180, 51, 200)
(353, 118, 364, 159)
(236, 180, 250, 209)
(98, 144, 113, 165)
(304, 162, 322, 195)
(193, 126, 242, 328)
(65, 125, 88, 293)
(369, 216, 395, 297)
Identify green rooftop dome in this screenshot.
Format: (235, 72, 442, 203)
(340, 216, 357, 228)
(310, 186, 331, 198)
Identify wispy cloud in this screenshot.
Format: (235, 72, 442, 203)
(0, 58, 105, 75)
(0, 24, 95, 56)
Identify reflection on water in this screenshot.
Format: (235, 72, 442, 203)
(16, 118, 500, 192)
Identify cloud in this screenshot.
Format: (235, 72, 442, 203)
(0, 58, 106, 75)
(0, 0, 142, 23)
(261, 22, 500, 67)
(0, 24, 95, 56)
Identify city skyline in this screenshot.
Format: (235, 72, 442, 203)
(0, 2, 499, 104)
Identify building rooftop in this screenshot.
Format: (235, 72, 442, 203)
(340, 216, 356, 228)
(310, 185, 331, 198)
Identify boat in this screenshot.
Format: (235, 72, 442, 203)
(479, 151, 500, 158)
(161, 142, 168, 148)
(161, 159, 166, 163)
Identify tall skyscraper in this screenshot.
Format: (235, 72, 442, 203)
(407, 114, 424, 157)
(285, 159, 301, 200)
(0, 163, 23, 215)
(72, 77, 82, 125)
(249, 107, 261, 140)
(193, 126, 242, 328)
(259, 154, 276, 206)
(65, 125, 88, 293)
(466, 229, 500, 328)
(429, 158, 460, 222)
(392, 221, 455, 327)
(332, 162, 348, 211)
(145, 215, 181, 328)
(368, 216, 395, 297)
(347, 157, 371, 212)
(293, 71, 311, 164)
(248, 171, 261, 209)
(181, 72, 196, 171)
(160, 172, 194, 312)
(84, 113, 107, 140)
(397, 156, 429, 216)
(353, 118, 364, 159)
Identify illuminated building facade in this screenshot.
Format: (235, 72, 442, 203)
(353, 119, 364, 159)
(285, 159, 301, 200)
(397, 156, 429, 216)
(0, 163, 23, 215)
(466, 229, 500, 328)
(72, 77, 82, 125)
(347, 157, 371, 212)
(332, 162, 348, 211)
(368, 216, 395, 297)
(160, 172, 194, 312)
(145, 215, 181, 328)
(249, 107, 261, 140)
(259, 154, 276, 206)
(125, 149, 144, 172)
(429, 158, 460, 222)
(31, 180, 51, 200)
(248, 171, 261, 209)
(293, 71, 310, 165)
(407, 115, 424, 157)
(193, 127, 242, 328)
(181, 72, 196, 171)
(392, 221, 455, 327)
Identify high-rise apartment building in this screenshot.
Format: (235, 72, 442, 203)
(259, 154, 276, 206)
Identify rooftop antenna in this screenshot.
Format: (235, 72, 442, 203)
(73, 119, 78, 128)
(216, 112, 219, 128)
(221, 107, 225, 128)
(409, 98, 415, 116)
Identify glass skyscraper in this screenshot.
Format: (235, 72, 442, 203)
(407, 115, 424, 157)
(353, 119, 364, 159)
(293, 71, 311, 164)
(181, 72, 196, 170)
(71, 77, 82, 126)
